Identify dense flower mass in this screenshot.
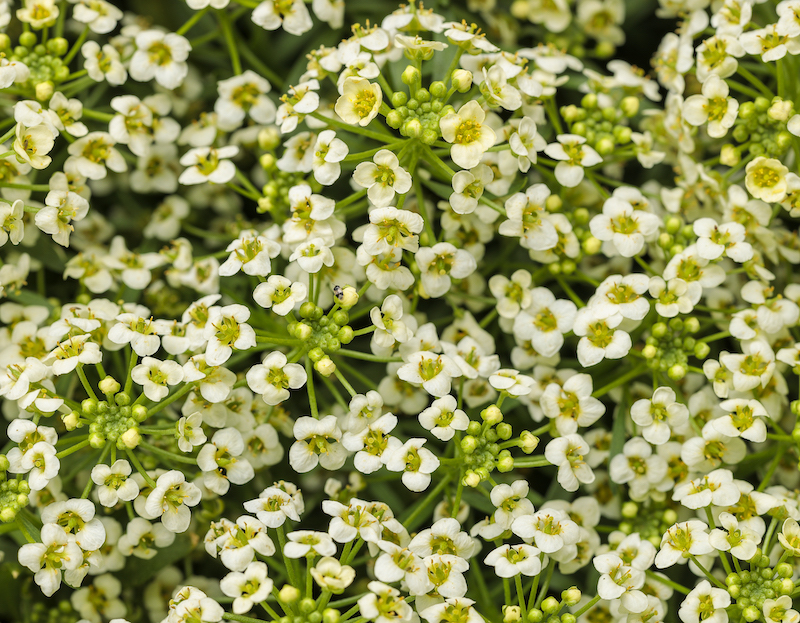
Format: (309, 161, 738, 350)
(1, 1, 800, 623)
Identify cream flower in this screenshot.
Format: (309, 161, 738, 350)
(439, 100, 496, 169)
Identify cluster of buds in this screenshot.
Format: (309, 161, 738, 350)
(643, 317, 706, 380)
(68, 377, 145, 449)
(562, 93, 638, 156)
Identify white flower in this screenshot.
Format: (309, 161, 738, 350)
(419, 395, 468, 441)
(439, 100, 496, 169)
(144, 470, 202, 533)
(219, 228, 281, 277)
(708, 512, 758, 560)
(311, 557, 356, 593)
(0, 200, 25, 246)
(397, 351, 462, 397)
(694, 218, 753, 262)
(18, 524, 82, 596)
(720, 340, 775, 392)
(334, 77, 382, 126)
(179, 146, 239, 185)
(371, 294, 413, 347)
(91, 460, 140, 507)
(353, 150, 412, 207)
(197, 428, 255, 495)
(14, 124, 55, 170)
(593, 552, 648, 613)
(513, 288, 576, 357)
(243, 484, 303, 528)
(253, 275, 307, 315)
(130, 30, 191, 89)
(545, 434, 595, 492)
(589, 198, 660, 258)
(216, 70, 276, 131)
(66, 132, 127, 180)
(679, 580, 731, 623)
(384, 438, 440, 491)
(499, 184, 558, 251)
(484, 544, 542, 578)
(630, 387, 689, 445)
(540, 373, 604, 435)
(713, 398, 768, 442)
(131, 357, 185, 401)
(220, 562, 273, 614)
(745, 157, 789, 203)
(288, 238, 335, 273)
(81, 41, 127, 85)
(117, 517, 175, 559)
(573, 309, 631, 367)
(415, 243, 477, 298)
(511, 508, 580, 558)
(289, 415, 347, 472)
(312, 130, 348, 185)
(204, 304, 256, 366)
(682, 75, 738, 137)
(609, 437, 670, 502)
(252, 0, 313, 35)
(450, 164, 493, 214)
(763, 596, 800, 623)
(544, 134, 602, 187)
(246, 351, 307, 405)
(673, 468, 740, 510)
(655, 520, 713, 568)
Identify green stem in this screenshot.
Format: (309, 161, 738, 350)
(177, 6, 210, 35)
(217, 9, 242, 74)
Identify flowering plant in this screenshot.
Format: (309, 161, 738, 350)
(1, 1, 800, 623)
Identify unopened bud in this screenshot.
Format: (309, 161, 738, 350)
(258, 127, 281, 151)
(315, 357, 336, 377)
(621, 96, 640, 117)
(768, 100, 792, 121)
(63, 411, 80, 430)
(401, 65, 420, 87)
(35, 81, 54, 102)
(121, 428, 141, 449)
(340, 286, 359, 309)
(720, 144, 739, 166)
(482, 405, 503, 424)
(451, 69, 472, 92)
(99, 377, 120, 395)
(279, 585, 300, 603)
(503, 606, 522, 623)
(561, 587, 582, 606)
(463, 471, 480, 487)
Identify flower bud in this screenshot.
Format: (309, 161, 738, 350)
(315, 357, 336, 377)
(0, 508, 15, 523)
(620, 96, 639, 117)
(496, 423, 512, 440)
(404, 118, 422, 138)
(769, 99, 792, 121)
(541, 597, 560, 615)
(496, 456, 514, 472)
(132, 404, 148, 422)
(482, 405, 503, 424)
(338, 286, 358, 309)
(35, 81, 54, 102)
(463, 471, 480, 487)
(0, 455, 8, 472)
(19, 31, 37, 48)
(279, 585, 300, 603)
(120, 428, 141, 449)
(401, 65, 420, 86)
(504, 606, 522, 622)
(63, 411, 80, 430)
(561, 588, 581, 606)
(257, 127, 280, 151)
(622, 501, 638, 518)
(720, 144, 739, 166)
(300, 598, 317, 614)
(668, 363, 686, 380)
(99, 376, 121, 395)
(323, 609, 341, 623)
(295, 323, 313, 340)
(89, 433, 106, 449)
(694, 342, 710, 359)
(582, 236, 601, 255)
(430, 81, 447, 98)
(595, 136, 615, 155)
(82, 398, 98, 415)
(461, 435, 478, 454)
(385, 110, 403, 128)
(528, 609, 544, 623)
(451, 69, 472, 92)
(520, 431, 539, 453)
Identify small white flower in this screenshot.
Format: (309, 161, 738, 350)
(353, 150, 412, 207)
(130, 30, 191, 89)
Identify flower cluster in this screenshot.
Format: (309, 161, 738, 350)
(0, 2, 800, 623)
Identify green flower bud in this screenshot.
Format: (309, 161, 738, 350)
(404, 118, 422, 138)
(461, 435, 478, 454)
(482, 405, 503, 424)
(451, 69, 472, 92)
(323, 609, 341, 623)
(401, 65, 420, 86)
(308, 347, 325, 363)
(620, 96, 639, 117)
(496, 456, 514, 472)
(581, 93, 597, 109)
(385, 110, 403, 129)
(19, 31, 37, 48)
(528, 609, 544, 623)
(595, 136, 615, 155)
(541, 596, 560, 615)
(421, 128, 438, 145)
(391, 91, 408, 107)
(668, 364, 686, 380)
(504, 606, 522, 623)
(82, 398, 98, 415)
(279, 585, 300, 604)
(299, 598, 316, 614)
(561, 587, 581, 607)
